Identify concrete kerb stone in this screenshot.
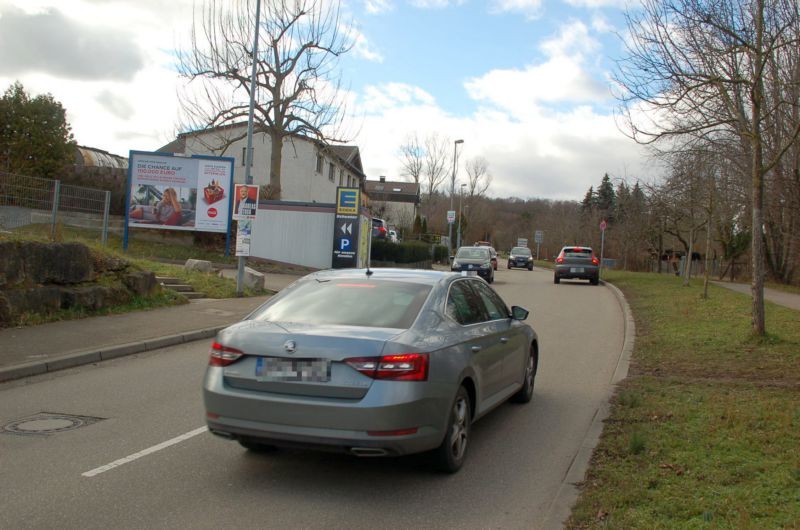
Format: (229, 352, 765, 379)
(542, 279, 636, 529)
(0, 325, 229, 383)
(185, 259, 214, 273)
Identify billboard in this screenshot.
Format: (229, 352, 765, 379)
(126, 151, 234, 233)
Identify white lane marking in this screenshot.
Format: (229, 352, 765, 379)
(82, 426, 208, 478)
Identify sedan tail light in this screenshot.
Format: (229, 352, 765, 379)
(345, 353, 429, 381)
(209, 342, 244, 367)
(555, 256, 564, 264)
(591, 256, 600, 266)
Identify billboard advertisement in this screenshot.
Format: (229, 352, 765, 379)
(126, 151, 234, 233)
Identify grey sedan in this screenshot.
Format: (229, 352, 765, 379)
(203, 268, 538, 473)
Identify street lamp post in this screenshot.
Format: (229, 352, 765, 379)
(457, 183, 466, 249)
(448, 139, 464, 254)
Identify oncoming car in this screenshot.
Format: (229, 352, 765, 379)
(508, 247, 533, 270)
(451, 246, 494, 283)
(203, 268, 538, 473)
(554, 246, 600, 285)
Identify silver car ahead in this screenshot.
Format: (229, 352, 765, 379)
(203, 268, 538, 473)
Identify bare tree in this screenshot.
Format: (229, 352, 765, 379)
(177, 0, 354, 199)
(464, 156, 493, 199)
(398, 133, 424, 184)
(422, 133, 451, 201)
(615, 0, 800, 335)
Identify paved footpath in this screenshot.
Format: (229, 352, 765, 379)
(712, 281, 800, 311)
(0, 272, 302, 383)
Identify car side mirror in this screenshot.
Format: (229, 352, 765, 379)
(511, 306, 529, 321)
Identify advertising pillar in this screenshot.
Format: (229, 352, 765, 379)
(332, 187, 363, 268)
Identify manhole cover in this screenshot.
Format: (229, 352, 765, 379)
(2, 412, 105, 436)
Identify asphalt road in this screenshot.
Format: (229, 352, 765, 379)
(0, 265, 627, 530)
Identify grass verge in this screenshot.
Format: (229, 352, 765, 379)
(567, 270, 800, 529)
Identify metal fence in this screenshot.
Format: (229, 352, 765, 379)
(0, 171, 112, 244)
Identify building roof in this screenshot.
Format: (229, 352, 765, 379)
(364, 178, 420, 204)
(74, 145, 128, 169)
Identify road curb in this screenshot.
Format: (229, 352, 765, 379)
(0, 326, 226, 383)
(542, 279, 636, 529)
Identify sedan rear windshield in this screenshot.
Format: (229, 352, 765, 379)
(564, 248, 593, 257)
(250, 280, 432, 329)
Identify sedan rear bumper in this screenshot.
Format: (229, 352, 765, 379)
(554, 265, 599, 280)
(203, 369, 451, 456)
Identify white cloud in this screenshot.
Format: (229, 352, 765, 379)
(489, 0, 544, 20)
(351, 28, 384, 62)
(409, 0, 466, 9)
(540, 20, 598, 57)
(363, 0, 393, 14)
(352, 81, 649, 201)
(564, 0, 629, 7)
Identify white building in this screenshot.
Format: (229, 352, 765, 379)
(158, 123, 367, 204)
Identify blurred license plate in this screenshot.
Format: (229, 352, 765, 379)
(255, 357, 330, 382)
(570, 267, 584, 273)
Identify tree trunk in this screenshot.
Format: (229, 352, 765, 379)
(750, 0, 766, 336)
(269, 130, 282, 200)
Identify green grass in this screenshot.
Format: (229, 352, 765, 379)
(567, 271, 800, 529)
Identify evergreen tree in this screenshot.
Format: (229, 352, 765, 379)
(0, 82, 76, 178)
(596, 173, 616, 214)
(580, 186, 595, 213)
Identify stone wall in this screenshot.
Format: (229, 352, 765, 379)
(0, 241, 158, 326)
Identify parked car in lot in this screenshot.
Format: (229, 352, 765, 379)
(372, 218, 388, 240)
(508, 247, 534, 270)
(203, 268, 538, 473)
(451, 246, 495, 283)
(554, 246, 600, 285)
(388, 229, 398, 243)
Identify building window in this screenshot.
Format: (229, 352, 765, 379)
(339, 170, 344, 186)
(316, 154, 323, 173)
(241, 147, 254, 166)
(328, 162, 335, 182)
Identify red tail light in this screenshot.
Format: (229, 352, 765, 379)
(345, 353, 429, 381)
(556, 256, 564, 264)
(592, 256, 600, 266)
(379, 226, 387, 236)
(209, 342, 244, 367)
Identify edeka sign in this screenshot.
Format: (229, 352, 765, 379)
(332, 187, 362, 268)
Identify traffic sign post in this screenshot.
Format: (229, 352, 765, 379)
(599, 220, 607, 280)
(534, 230, 543, 260)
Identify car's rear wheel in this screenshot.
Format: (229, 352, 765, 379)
(511, 347, 536, 403)
(433, 386, 471, 473)
(554, 275, 560, 284)
(507, 262, 512, 269)
(590, 277, 599, 285)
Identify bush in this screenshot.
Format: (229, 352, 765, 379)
(371, 240, 435, 264)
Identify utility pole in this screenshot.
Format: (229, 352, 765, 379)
(448, 139, 463, 255)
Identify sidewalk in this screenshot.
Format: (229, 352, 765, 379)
(712, 281, 800, 311)
(0, 272, 302, 383)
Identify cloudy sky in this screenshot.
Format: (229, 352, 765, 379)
(0, 0, 654, 201)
